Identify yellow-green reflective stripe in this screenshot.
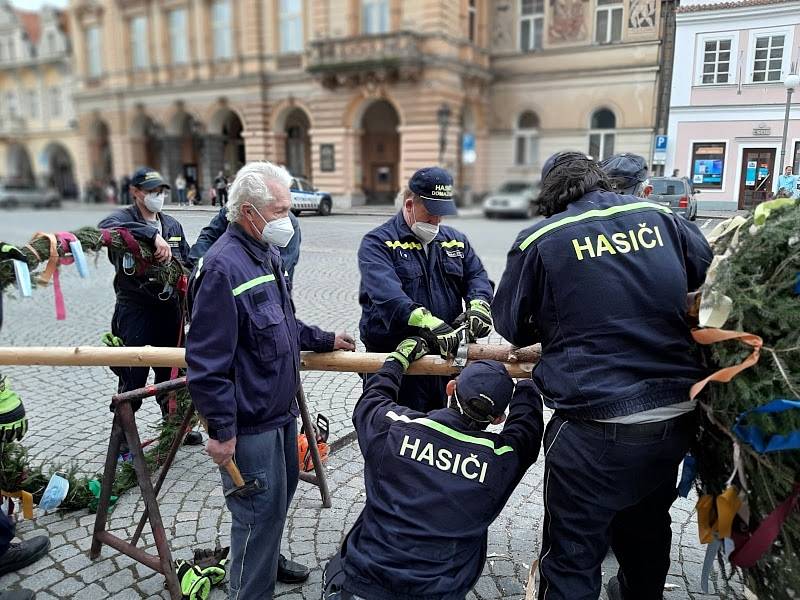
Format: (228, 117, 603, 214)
(386, 411, 514, 455)
(385, 240, 422, 250)
(518, 202, 673, 251)
(232, 274, 275, 296)
(168, 236, 182, 241)
(441, 240, 465, 248)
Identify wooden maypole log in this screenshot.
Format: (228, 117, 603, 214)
(0, 344, 540, 377)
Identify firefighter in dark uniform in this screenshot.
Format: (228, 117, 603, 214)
(493, 152, 713, 600)
(321, 337, 544, 600)
(600, 152, 653, 197)
(98, 168, 202, 445)
(358, 167, 494, 412)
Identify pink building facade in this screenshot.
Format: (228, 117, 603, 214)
(666, 0, 800, 211)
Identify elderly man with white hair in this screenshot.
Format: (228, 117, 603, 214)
(186, 161, 355, 599)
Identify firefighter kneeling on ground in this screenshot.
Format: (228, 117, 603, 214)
(321, 337, 544, 600)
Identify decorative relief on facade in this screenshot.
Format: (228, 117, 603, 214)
(491, 2, 514, 52)
(548, 0, 589, 44)
(629, 0, 657, 30)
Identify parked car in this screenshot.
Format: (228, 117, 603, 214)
(483, 181, 540, 219)
(289, 177, 333, 216)
(0, 182, 61, 209)
(647, 177, 698, 221)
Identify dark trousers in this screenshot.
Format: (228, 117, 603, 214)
(361, 371, 448, 413)
(110, 301, 182, 413)
(321, 551, 367, 600)
(0, 512, 14, 557)
(538, 412, 696, 600)
(216, 188, 228, 206)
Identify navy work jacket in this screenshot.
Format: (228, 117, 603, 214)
(98, 205, 192, 306)
(358, 212, 493, 351)
(340, 361, 543, 600)
(493, 190, 713, 420)
(189, 207, 302, 279)
(186, 223, 333, 441)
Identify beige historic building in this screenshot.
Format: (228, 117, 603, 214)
(69, 0, 670, 206)
(0, 3, 80, 198)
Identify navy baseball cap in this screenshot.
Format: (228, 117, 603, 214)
(455, 360, 515, 422)
(599, 153, 648, 192)
(130, 167, 170, 191)
(541, 151, 591, 182)
(408, 167, 457, 216)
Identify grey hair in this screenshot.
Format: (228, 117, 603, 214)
(226, 161, 292, 222)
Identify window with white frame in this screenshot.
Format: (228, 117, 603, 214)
(362, 0, 389, 34)
(595, 0, 623, 45)
(86, 25, 102, 77)
(169, 9, 189, 64)
(280, 0, 303, 53)
(6, 92, 17, 117)
(700, 38, 732, 84)
(751, 33, 785, 82)
(46, 31, 56, 54)
(130, 15, 149, 70)
(588, 108, 616, 161)
(212, 0, 233, 59)
(49, 87, 61, 118)
(515, 111, 540, 166)
(468, 0, 477, 43)
(7, 37, 15, 61)
(27, 90, 38, 119)
(520, 0, 544, 52)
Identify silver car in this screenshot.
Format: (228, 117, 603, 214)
(647, 177, 698, 221)
(0, 182, 61, 209)
(483, 181, 540, 219)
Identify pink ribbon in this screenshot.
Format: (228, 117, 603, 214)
(52, 232, 78, 321)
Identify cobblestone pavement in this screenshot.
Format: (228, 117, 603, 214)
(0, 207, 738, 598)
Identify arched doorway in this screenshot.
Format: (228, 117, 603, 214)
(4, 143, 35, 187)
(588, 108, 616, 161)
(130, 113, 164, 171)
(40, 142, 77, 198)
(360, 100, 400, 205)
(88, 118, 113, 183)
(284, 108, 311, 179)
(166, 111, 204, 197)
(209, 108, 245, 176)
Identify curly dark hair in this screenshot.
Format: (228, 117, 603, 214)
(537, 152, 613, 217)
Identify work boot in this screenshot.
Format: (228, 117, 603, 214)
(0, 536, 50, 577)
(184, 431, 203, 446)
(0, 590, 35, 600)
(277, 554, 310, 583)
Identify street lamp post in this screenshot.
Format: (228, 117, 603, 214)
(437, 103, 451, 166)
(780, 74, 800, 174)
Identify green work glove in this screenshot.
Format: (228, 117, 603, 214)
(101, 332, 125, 347)
(0, 376, 28, 443)
(192, 546, 229, 587)
(453, 299, 493, 341)
(176, 560, 212, 600)
(0, 244, 25, 262)
(408, 307, 460, 358)
(387, 337, 429, 371)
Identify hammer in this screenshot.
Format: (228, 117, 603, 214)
(199, 417, 262, 498)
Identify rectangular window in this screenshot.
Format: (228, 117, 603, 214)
(362, 0, 389, 34)
(520, 0, 544, 52)
(691, 142, 726, 189)
(595, 0, 623, 44)
(169, 9, 189, 64)
(515, 135, 540, 166)
(212, 0, 233, 59)
(130, 15, 149, 70)
(86, 26, 102, 77)
(701, 38, 732, 84)
(588, 132, 615, 161)
(49, 87, 61, 118)
(279, 0, 303, 53)
(468, 0, 477, 43)
(27, 90, 38, 119)
(752, 34, 784, 82)
(793, 141, 800, 174)
(7, 38, 14, 61)
(6, 92, 17, 117)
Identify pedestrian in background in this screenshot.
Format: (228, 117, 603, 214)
(175, 173, 187, 206)
(493, 151, 712, 600)
(98, 168, 202, 451)
(187, 183, 198, 206)
(120, 175, 131, 205)
(214, 171, 228, 206)
(776, 165, 797, 199)
(186, 161, 355, 599)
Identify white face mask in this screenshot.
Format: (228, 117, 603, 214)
(410, 205, 439, 244)
(143, 191, 166, 213)
(248, 204, 295, 248)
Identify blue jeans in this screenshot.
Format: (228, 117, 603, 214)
(221, 419, 299, 600)
(537, 412, 696, 600)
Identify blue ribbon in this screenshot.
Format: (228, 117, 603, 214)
(677, 453, 696, 498)
(794, 273, 800, 295)
(733, 399, 800, 453)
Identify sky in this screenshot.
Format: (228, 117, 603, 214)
(11, 0, 68, 10)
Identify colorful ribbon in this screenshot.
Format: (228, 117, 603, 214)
(690, 328, 763, 400)
(733, 399, 800, 453)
